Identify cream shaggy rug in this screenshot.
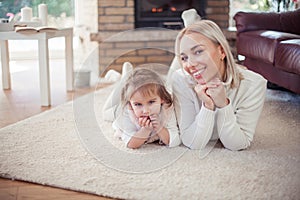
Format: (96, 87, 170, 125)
(0, 85, 299, 200)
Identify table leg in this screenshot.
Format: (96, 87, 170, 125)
(0, 40, 11, 89)
(38, 39, 51, 106)
(65, 32, 74, 91)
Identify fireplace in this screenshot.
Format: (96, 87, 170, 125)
(134, 0, 207, 29)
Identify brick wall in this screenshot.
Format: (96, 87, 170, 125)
(95, 0, 231, 76)
(207, 0, 230, 28)
(98, 0, 134, 32)
(95, 30, 177, 76)
(98, 0, 229, 32)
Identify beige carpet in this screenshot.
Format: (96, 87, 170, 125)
(0, 85, 299, 200)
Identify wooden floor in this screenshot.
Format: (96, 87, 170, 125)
(0, 60, 114, 199)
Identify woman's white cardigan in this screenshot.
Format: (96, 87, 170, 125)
(171, 66, 267, 151)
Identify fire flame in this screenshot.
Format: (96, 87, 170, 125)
(151, 7, 177, 13)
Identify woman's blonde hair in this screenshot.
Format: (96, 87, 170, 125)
(121, 67, 172, 108)
(175, 20, 241, 88)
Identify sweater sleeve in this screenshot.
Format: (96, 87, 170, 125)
(172, 71, 216, 149)
(112, 109, 137, 146)
(216, 74, 267, 151)
(165, 106, 181, 147)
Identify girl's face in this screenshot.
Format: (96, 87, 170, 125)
(179, 32, 225, 84)
(129, 90, 163, 118)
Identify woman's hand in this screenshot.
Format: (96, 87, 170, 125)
(205, 78, 229, 108)
(194, 84, 215, 110)
(194, 78, 228, 110)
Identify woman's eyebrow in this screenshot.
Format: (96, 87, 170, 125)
(180, 44, 204, 55)
(191, 44, 203, 51)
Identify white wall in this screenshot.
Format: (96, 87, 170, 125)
(74, 0, 99, 83)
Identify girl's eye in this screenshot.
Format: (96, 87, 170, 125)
(149, 100, 156, 104)
(133, 103, 142, 107)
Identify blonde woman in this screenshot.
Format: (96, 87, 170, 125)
(111, 67, 181, 149)
(170, 20, 267, 151)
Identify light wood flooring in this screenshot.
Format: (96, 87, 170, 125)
(0, 59, 115, 200)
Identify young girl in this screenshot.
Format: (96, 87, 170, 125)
(111, 67, 181, 149)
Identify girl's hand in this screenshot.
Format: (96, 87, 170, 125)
(138, 116, 153, 131)
(194, 84, 215, 110)
(146, 134, 160, 144)
(150, 114, 169, 145)
(149, 114, 162, 132)
(205, 78, 229, 108)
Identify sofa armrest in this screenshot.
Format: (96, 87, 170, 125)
(234, 9, 300, 35)
(279, 9, 300, 35)
(234, 11, 281, 34)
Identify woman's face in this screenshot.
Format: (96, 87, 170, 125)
(129, 90, 163, 118)
(179, 32, 225, 84)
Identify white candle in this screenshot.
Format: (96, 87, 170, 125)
(38, 4, 48, 26)
(20, 6, 32, 22)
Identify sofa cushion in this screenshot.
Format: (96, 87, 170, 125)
(275, 39, 300, 74)
(237, 30, 300, 64)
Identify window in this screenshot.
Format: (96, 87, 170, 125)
(0, 0, 75, 60)
(0, 0, 74, 28)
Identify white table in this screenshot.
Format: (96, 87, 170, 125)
(0, 28, 74, 106)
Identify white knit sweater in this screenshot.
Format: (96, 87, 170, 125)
(171, 66, 267, 151)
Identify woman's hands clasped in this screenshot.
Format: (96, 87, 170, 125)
(194, 77, 229, 110)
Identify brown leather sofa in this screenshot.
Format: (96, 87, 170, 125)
(234, 9, 300, 94)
